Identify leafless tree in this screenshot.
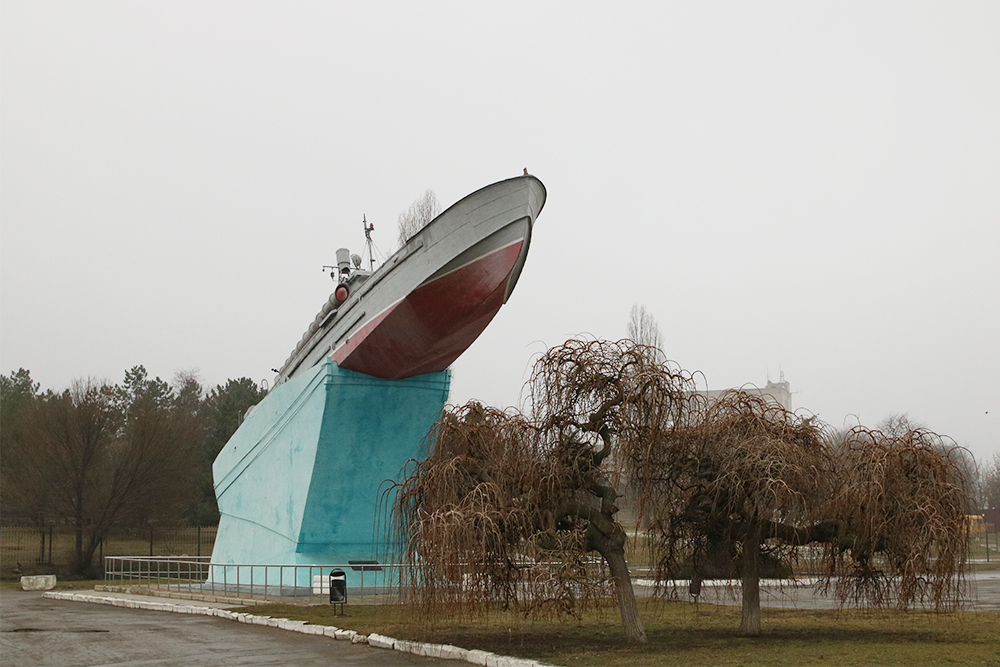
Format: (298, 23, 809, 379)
(981, 453, 1000, 511)
(391, 338, 972, 641)
(1, 370, 198, 574)
(818, 425, 970, 613)
(626, 303, 664, 355)
(876, 412, 924, 438)
(636, 392, 829, 635)
(646, 398, 970, 635)
(878, 413, 981, 508)
(397, 189, 440, 249)
(391, 339, 699, 643)
(4, 380, 121, 571)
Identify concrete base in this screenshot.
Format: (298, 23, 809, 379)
(210, 360, 450, 586)
(21, 575, 56, 591)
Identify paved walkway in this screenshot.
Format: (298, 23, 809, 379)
(0, 590, 460, 667)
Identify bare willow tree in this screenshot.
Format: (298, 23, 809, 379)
(636, 392, 830, 635)
(397, 189, 440, 248)
(640, 395, 971, 635)
(821, 425, 970, 611)
(878, 412, 981, 508)
(392, 338, 972, 642)
(391, 339, 700, 644)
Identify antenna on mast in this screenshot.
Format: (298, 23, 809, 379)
(362, 215, 376, 271)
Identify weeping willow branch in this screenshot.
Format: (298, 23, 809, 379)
(387, 338, 971, 640)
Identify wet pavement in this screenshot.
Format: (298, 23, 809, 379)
(638, 568, 1000, 611)
(0, 590, 450, 667)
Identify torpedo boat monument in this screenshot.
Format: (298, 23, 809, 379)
(210, 174, 546, 587)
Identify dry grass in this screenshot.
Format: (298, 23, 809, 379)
(234, 597, 1000, 666)
(0, 579, 105, 590)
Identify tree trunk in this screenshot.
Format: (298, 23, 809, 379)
(589, 525, 647, 644)
(74, 510, 85, 574)
(604, 546, 647, 644)
(739, 523, 762, 636)
(82, 532, 102, 577)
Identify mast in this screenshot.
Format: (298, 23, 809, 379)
(362, 215, 376, 272)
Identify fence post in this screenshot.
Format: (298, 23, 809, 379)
(149, 525, 154, 557)
(39, 529, 45, 565)
(197, 525, 201, 558)
(48, 525, 53, 564)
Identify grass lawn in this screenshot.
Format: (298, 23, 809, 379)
(230, 598, 1000, 667)
(0, 579, 106, 591)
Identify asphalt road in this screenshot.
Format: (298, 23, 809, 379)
(0, 590, 450, 667)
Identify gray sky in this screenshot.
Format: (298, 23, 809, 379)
(2, 2, 997, 465)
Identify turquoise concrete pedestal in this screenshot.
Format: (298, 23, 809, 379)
(210, 360, 449, 588)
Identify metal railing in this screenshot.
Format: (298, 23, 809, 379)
(103, 556, 401, 603)
(101, 555, 628, 608)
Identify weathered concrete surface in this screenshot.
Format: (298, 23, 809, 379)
(0, 590, 451, 667)
(20, 575, 56, 591)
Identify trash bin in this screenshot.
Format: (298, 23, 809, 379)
(329, 568, 347, 604)
(689, 574, 702, 600)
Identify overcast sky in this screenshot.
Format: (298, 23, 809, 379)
(2, 2, 997, 464)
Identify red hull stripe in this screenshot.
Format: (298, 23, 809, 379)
(332, 240, 524, 379)
(420, 238, 525, 286)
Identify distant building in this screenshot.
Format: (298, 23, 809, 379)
(699, 374, 792, 411)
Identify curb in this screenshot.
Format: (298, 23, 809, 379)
(93, 584, 266, 606)
(42, 592, 554, 667)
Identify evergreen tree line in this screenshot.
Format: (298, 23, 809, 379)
(0, 367, 265, 574)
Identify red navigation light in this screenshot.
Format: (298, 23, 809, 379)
(335, 285, 349, 303)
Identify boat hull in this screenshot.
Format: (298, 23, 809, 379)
(335, 225, 527, 379)
(276, 175, 545, 383)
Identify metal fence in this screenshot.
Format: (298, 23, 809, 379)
(1, 525, 217, 579)
(103, 556, 400, 603)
